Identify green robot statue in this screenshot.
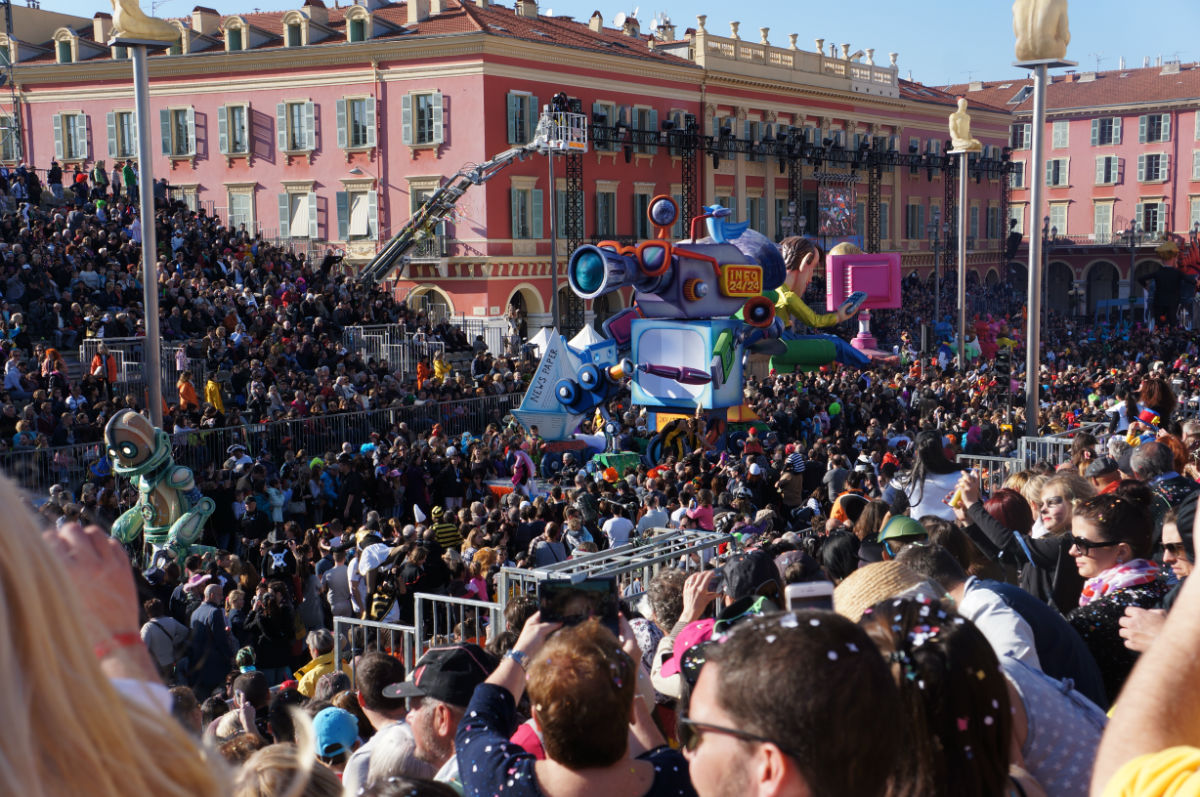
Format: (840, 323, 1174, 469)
(104, 408, 215, 559)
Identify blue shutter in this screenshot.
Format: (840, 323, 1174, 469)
(365, 98, 376, 147)
(401, 94, 412, 146)
(336, 191, 349, 240)
(530, 95, 540, 142)
(185, 106, 196, 155)
(1113, 117, 1122, 145)
(532, 189, 543, 239)
(511, 188, 520, 238)
(278, 193, 290, 238)
(1090, 118, 1099, 146)
(367, 190, 378, 239)
(647, 109, 658, 154)
(303, 101, 315, 150)
(217, 105, 228, 154)
(1137, 154, 1146, 182)
(1138, 115, 1148, 143)
(336, 98, 347, 149)
(276, 103, 287, 151)
(106, 111, 116, 158)
(308, 192, 318, 238)
(507, 93, 518, 144)
(431, 92, 444, 145)
(160, 108, 171, 156)
(53, 114, 63, 159)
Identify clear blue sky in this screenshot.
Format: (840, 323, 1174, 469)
(40, 0, 1200, 86)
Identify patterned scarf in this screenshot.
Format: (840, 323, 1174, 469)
(1079, 558, 1160, 607)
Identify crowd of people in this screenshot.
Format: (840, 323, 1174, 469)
(11, 158, 1200, 795)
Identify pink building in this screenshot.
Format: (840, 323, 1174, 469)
(3, 1, 1011, 333)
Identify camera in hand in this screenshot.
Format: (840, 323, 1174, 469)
(538, 577, 620, 636)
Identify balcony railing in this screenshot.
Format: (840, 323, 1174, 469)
(409, 234, 449, 260)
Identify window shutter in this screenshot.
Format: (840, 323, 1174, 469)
(367, 190, 378, 239)
(76, 114, 88, 159)
(160, 108, 171, 156)
(1138, 115, 1147, 143)
(106, 111, 117, 158)
(1163, 154, 1170, 181)
(530, 95, 540, 141)
(1137, 154, 1146, 182)
(335, 191, 348, 240)
(431, 92, 444, 145)
(53, 114, 63, 159)
(1095, 156, 1104, 184)
(217, 105, 228, 154)
(594, 192, 603, 235)
(1113, 117, 1121, 144)
(401, 94, 413, 146)
(511, 188, 520, 239)
(1044, 160, 1053, 186)
(1022, 124, 1030, 147)
(365, 98, 376, 148)
(336, 98, 347, 149)
(304, 101, 315, 150)
(1135, 202, 1145, 230)
(531, 189, 543, 239)
(308, 192, 318, 238)
(276, 103, 287, 151)
(507, 93, 519, 144)
(1163, 115, 1171, 142)
(646, 108, 658, 155)
(278, 193, 290, 238)
(185, 106, 196, 155)
(1090, 118, 1099, 146)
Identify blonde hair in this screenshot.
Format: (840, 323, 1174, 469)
(234, 742, 341, 797)
(1043, 471, 1095, 505)
(1002, 470, 1033, 494)
(828, 242, 863, 257)
(0, 474, 228, 797)
(1018, 473, 1048, 508)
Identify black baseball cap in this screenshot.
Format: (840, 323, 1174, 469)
(382, 644, 497, 707)
(1085, 456, 1119, 478)
(721, 550, 782, 603)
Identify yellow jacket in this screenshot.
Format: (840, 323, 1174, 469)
(434, 357, 451, 381)
(294, 651, 351, 697)
(205, 379, 224, 413)
(774, 286, 839, 329)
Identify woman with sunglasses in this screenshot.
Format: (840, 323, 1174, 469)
(1068, 485, 1170, 704)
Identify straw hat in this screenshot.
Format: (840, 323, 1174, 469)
(834, 561, 928, 622)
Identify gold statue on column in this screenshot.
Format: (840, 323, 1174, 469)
(110, 0, 179, 42)
(1012, 0, 1070, 62)
(948, 98, 983, 153)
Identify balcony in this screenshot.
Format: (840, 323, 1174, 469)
(409, 234, 449, 260)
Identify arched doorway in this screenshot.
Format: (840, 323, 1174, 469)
(1130, 260, 1160, 300)
(1046, 261, 1074, 315)
(984, 269, 1000, 288)
(1085, 261, 1119, 316)
(407, 285, 455, 321)
(1007, 263, 1028, 294)
(506, 283, 546, 315)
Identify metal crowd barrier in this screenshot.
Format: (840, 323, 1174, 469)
(1017, 421, 1109, 467)
(957, 454, 1022, 494)
(79, 337, 208, 408)
(333, 616, 417, 678)
(413, 594, 503, 657)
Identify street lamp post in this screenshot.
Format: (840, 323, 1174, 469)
(1124, 219, 1145, 325)
(928, 208, 942, 326)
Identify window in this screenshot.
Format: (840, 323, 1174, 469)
(278, 192, 318, 238)
(52, 112, 87, 161)
(510, 186, 543, 239)
(1091, 117, 1121, 146)
(1010, 162, 1025, 189)
(0, 114, 18, 162)
(1139, 113, 1170, 143)
(744, 120, 762, 162)
(1009, 204, 1025, 235)
(1094, 203, 1113, 242)
(227, 27, 243, 51)
(228, 191, 253, 233)
(159, 107, 196, 158)
(286, 22, 302, 47)
(592, 101, 617, 152)
(1045, 158, 1069, 187)
(1191, 197, 1200, 231)
(746, 196, 764, 233)
(1096, 155, 1121, 185)
(168, 35, 183, 55)
(218, 104, 249, 156)
(1192, 150, 1200, 180)
(969, 206, 980, 241)
(336, 190, 378, 240)
(170, 186, 198, 211)
(905, 202, 925, 240)
(276, 101, 315, 152)
(106, 111, 137, 159)
(880, 200, 889, 241)
(1137, 201, 1167, 234)
(402, 92, 443, 147)
(507, 93, 538, 145)
(774, 197, 788, 242)
(987, 207, 1002, 239)
(1011, 123, 1032, 150)
(595, 191, 616, 237)
(337, 97, 375, 150)
(348, 17, 367, 42)
(57, 40, 72, 64)
(633, 193, 652, 238)
(1137, 153, 1169, 182)
(672, 192, 684, 239)
(909, 137, 921, 175)
(634, 107, 658, 155)
(1051, 121, 1069, 149)
(1049, 203, 1067, 236)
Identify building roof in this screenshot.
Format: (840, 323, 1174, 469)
(898, 79, 1006, 113)
(941, 62, 1200, 114)
(20, 0, 692, 67)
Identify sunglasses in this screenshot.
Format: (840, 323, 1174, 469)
(1068, 535, 1121, 552)
(1163, 542, 1191, 558)
(678, 717, 798, 758)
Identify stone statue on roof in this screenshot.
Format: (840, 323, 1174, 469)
(1012, 0, 1070, 62)
(110, 0, 179, 43)
(948, 98, 983, 153)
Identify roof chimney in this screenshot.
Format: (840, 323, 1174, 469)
(622, 16, 639, 36)
(191, 6, 220, 36)
(303, 0, 328, 26)
(515, 0, 537, 19)
(968, 80, 983, 91)
(474, 0, 487, 6)
(407, 0, 430, 25)
(1118, 56, 1125, 69)
(93, 12, 112, 43)
(1143, 56, 1150, 67)
(588, 10, 602, 31)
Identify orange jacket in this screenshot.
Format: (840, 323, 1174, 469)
(178, 380, 199, 410)
(90, 352, 118, 383)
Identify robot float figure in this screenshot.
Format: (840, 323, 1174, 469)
(516, 195, 875, 466)
(105, 409, 215, 559)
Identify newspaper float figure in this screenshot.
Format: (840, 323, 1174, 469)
(105, 409, 215, 559)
